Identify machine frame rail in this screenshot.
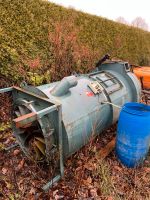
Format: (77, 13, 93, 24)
(0, 86, 64, 191)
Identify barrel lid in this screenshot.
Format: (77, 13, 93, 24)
(136, 66, 150, 71)
(122, 102, 150, 116)
(134, 67, 150, 74)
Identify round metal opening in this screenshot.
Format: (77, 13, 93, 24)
(13, 100, 46, 161)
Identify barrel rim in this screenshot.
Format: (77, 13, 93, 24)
(122, 102, 150, 116)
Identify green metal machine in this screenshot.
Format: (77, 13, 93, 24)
(0, 59, 141, 190)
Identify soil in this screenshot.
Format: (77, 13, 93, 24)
(0, 124, 150, 200)
(0, 94, 150, 200)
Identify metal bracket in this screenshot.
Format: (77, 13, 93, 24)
(42, 105, 64, 191)
(88, 81, 103, 94)
(0, 87, 14, 93)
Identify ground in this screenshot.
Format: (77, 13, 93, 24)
(0, 122, 150, 200)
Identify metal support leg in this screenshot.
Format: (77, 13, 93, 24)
(42, 105, 64, 191)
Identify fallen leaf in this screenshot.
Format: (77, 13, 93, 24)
(53, 190, 58, 197)
(18, 179, 24, 191)
(87, 176, 92, 184)
(2, 168, 7, 175)
(4, 138, 11, 144)
(17, 159, 25, 171)
(13, 149, 20, 156)
(84, 163, 95, 171)
(76, 166, 83, 172)
(6, 181, 13, 189)
(54, 194, 64, 200)
(114, 165, 122, 172)
(107, 196, 113, 200)
(29, 187, 36, 195)
(143, 167, 150, 173)
(90, 188, 98, 197)
(83, 176, 92, 186)
(78, 188, 88, 198)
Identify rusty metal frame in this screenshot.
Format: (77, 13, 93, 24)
(0, 86, 64, 191)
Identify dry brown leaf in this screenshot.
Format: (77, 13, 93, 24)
(75, 166, 83, 172)
(78, 188, 88, 198)
(143, 167, 150, 173)
(17, 159, 25, 170)
(4, 138, 11, 144)
(83, 176, 92, 186)
(13, 149, 20, 156)
(2, 168, 7, 175)
(107, 197, 114, 200)
(90, 188, 98, 197)
(87, 176, 92, 184)
(84, 163, 95, 171)
(6, 181, 13, 189)
(54, 194, 64, 200)
(114, 165, 122, 172)
(53, 190, 58, 197)
(29, 187, 36, 195)
(18, 179, 24, 191)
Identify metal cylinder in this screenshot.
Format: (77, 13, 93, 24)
(11, 61, 141, 161)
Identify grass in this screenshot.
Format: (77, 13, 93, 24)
(96, 159, 115, 197)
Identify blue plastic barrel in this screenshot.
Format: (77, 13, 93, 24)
(116, 102, 150, 168)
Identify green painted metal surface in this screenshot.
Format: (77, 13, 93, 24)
(0, 61, 141, 189)
(7, 61, 141, 161)
(36, 61, 141, 158)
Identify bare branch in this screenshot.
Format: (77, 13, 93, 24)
(131, 17, 149, 31)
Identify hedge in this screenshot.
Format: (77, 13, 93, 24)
(0, 0, 150, 84)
